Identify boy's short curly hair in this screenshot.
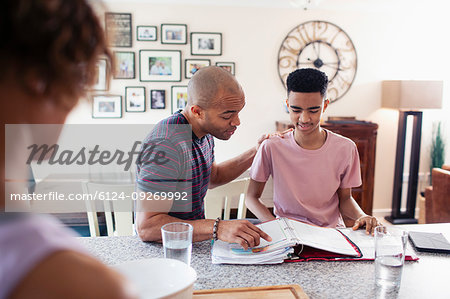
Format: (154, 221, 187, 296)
(286, 68, 328, 97)
(0, 0, 111, 109)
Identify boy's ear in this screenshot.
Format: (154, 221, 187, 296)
(285, 99, 289, 108)
(322, 99, 330, 112)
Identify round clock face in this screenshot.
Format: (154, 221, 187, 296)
(278, 20, 357, 103)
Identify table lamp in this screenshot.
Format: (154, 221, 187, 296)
(382, 80, 443, 224)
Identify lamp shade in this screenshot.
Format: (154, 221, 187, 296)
(382, 80, 443, 110)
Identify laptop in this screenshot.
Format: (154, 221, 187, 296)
(408, 231, 450, 254)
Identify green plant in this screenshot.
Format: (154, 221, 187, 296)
(430, 122, 445, 183)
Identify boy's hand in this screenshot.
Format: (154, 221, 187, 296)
(352, 215, 382, 235)
(217, 220, 272, 250)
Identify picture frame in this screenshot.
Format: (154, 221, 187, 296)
(150, 90, 166, 109)
(125, 87, 146, 112)
(139, 50, 181, 82)
(92, 95, 122, 118)
(105, 13, 132, 47)
(215, 62, 235, 75)
(92, 59, 109, 91)
(113, 51, 135, 79)
(161, 24, 187, 44)
(171, 86, 188, 113)
(190, 32, 222, 56)
(137, 26, 157, 41)
(185, 59, 210, 79)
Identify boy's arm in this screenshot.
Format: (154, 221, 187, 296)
(245, 179, 276, 222)
(337, 187, 381, 235)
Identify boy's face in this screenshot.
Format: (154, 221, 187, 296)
(286, 91, 329, 135)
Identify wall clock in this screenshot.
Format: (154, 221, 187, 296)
(278, 20, 357, 103)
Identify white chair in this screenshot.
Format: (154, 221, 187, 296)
(204, 178, 250, 220)
(82, 182, 135, 237)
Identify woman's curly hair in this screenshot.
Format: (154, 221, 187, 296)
(0, 0, 111, 109)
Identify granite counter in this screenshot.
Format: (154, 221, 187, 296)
(78, 223, 450, 299)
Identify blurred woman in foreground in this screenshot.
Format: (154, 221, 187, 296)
(0, 1, 136, 298)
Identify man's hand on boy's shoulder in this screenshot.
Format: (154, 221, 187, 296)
(255, 128, 293, 151)
(352, 215, 382, 236)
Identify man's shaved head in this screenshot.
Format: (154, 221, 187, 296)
(187, 66, 243, 108)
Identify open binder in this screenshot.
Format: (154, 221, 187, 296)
(211, 218, 418, 264)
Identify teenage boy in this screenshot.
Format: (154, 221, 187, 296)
(245, 68, 381, 234)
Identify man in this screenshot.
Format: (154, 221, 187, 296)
(136, 66, 272, 249)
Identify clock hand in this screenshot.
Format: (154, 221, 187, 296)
(312, 42, 319, 58)
(322, 64, 342, 72)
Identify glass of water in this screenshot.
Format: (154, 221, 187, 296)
(161, 222, 193, 266)
(374, 226, 408, 289)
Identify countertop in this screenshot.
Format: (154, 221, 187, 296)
(78, 223, 450, 299)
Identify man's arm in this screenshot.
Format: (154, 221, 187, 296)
(337, 187, 381, 235)
(245, 179, 276, 222)
(209, 146, 256, 189)
(136, 211, 272, 250)
(208, 130, 293, 189)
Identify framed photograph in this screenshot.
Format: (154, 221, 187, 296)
(190, 32, 222, 56)
(137, 26, 157, 41)
(92, 95, 122, 118)
(185, 59, 210, 79)
(139, 50, 181, 82)
(150, 90, 166, 109)
(125, 87, 145, 112)
(92, 59, 108, 91)
(105, 13, 132, 47)
(113, 51, 135, 79)
(161, 24, 187, 44)
(215, 62, 235, 75)
(171, 86, 188, 113)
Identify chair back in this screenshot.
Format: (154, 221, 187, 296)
(204, 178, 250, 220)
(425, 167, 450, 223)
(82, 182, 135, 237)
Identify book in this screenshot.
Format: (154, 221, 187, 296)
(212, 218, 419, 264)
(212, 218, 362, 265)
(408, 231, 450, 254)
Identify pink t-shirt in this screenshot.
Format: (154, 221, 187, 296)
(250, 129, 362, 228)
(0, 214, 86, 299)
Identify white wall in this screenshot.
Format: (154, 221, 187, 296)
(67, 0, 450, 213)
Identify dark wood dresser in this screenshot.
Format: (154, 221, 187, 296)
(275, 120, 378, 218)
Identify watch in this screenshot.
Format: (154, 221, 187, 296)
(277, 20, 357, 103)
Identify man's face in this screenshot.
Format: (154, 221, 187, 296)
(287, 91, 328, 136)
(201, 89, 245, 140)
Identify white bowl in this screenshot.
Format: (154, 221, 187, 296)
(113, 258, 197, 299)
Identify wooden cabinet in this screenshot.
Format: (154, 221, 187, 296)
(275, 120, 378, 217)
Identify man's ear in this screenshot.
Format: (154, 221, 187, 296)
(190, 105, 204, 119)
(322, 99, 330, 113)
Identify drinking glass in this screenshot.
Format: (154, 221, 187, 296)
(161, 222, 193, 266)
(374, 226, 408, 289)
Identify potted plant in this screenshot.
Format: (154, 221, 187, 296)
(430, 122, 445, 184)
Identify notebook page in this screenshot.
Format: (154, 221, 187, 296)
(256, 219, 291, 248)
(288, 219, 358, 256)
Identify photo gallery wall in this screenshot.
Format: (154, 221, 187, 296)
(92, 13, 236, 118)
